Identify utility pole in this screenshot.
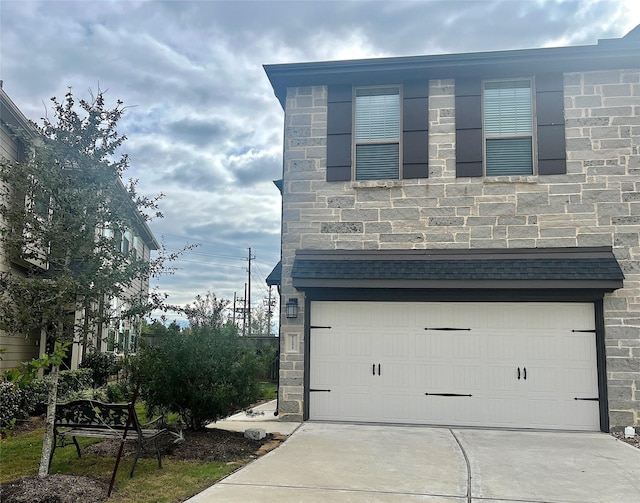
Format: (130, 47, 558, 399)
(234, 291, 246, 333)
(266, 286, 272, 337)
(233, 292, 237, 328)
(243, 283, 247, 336)
(246, 247, 255, 336)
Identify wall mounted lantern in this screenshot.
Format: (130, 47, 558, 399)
(285, 298, 298, 319)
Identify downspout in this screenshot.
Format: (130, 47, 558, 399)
(274, 283, 281, 417)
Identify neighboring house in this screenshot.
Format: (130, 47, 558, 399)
(264, 26, 640, 432)
(0, 84, 42, 370)
(0, 85, 159, 372)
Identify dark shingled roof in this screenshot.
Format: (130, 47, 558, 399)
(293, 258, 623, 281)
(291, 248, 624, 291)
(266, 261, 282, 287)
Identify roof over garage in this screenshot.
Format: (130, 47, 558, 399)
(291, 247, 624, 291)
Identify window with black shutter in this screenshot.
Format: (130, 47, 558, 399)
(326, 83, 429, 182)
(455, 74, 566, 177)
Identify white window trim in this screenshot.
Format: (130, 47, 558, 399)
(352, 85, 403, 181)
(482, 77, 537, 177)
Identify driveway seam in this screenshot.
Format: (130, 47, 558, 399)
(217, 480, 466, 499)
(449, 429, 472, 503)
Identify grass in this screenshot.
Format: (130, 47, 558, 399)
(1, 384, 279, 501)
(0, 426, 239, 503)
(257, 381, 277, 401)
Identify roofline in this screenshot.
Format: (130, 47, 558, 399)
(264, 27, 640, 108)
(294, 246, 618, 261)
(0, 86, 37, 137)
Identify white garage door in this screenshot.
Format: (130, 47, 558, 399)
(309, 301, 600, 430)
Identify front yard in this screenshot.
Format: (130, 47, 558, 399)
(0, 383, 283, 503)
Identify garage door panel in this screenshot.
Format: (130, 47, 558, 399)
(379, 363, 412, 387)
(310, 361, 341, 387)
(486, 333, 519, 361)
(309, 301, 600, 430)
(379, 393, 412, 422)
(486, 364, 519, 392)
(341, 392, 373, 420)
(562, 366, 599, 394)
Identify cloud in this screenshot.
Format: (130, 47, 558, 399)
(1, 0, 637, 324)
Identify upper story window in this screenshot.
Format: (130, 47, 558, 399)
(483, 80, 534, 176)
(354, 87, 400, 180)
(455, 74, 565, 178)
(326, 82, 428, 182)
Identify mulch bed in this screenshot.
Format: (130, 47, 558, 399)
(612, 430, 640, 449)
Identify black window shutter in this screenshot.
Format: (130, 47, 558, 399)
(455, 78, 483, 177)
(536, 73, 566, 175)
(327, 85, 352, 181)
(402, 80, 428, 179)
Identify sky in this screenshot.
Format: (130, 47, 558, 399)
(1, 0, 638, 326)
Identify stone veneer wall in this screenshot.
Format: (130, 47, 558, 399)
(278, 69, 640, 428)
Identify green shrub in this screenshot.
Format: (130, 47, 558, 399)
(0, 382, 25, 435)
(256, 345, 278, 382)
(105, 382, 127, 403)
(56, 368, 93, 398)
(137, 323, 260, 430)
(15, 368, 95, 418)
(79, 351, 121, 387)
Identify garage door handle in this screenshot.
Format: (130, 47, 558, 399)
(517, 367, 521, 380)
(378, 364, 381, 376)
(372, 364, 376, 376)
(523, 367, 527, 380)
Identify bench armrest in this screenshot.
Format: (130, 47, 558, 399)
(141, 415, 164, 428)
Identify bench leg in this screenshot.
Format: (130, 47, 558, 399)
(72, 436, 81, 458)
(129, 442, 142, 478)
(49, 439, 57, 470)
(154, 438, 162, 469)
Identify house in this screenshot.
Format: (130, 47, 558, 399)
(264, 26, 640, 432)
(0, 85, 159, 372)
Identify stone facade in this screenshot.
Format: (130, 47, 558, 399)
(277, 69, 640, 429)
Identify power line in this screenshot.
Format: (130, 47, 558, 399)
(158, 233, 256, 250)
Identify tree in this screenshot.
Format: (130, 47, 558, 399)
(0, 88, 184, 476)
(182, 291, 232, 334)
(138, 293, 260, 430)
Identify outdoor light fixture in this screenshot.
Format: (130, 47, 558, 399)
(285, 298, 298, 319)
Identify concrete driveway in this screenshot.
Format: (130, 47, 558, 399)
(187, 422, 640, 503)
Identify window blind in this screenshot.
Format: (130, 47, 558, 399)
(484, 80, 533, 175)
(486, 138, 533, 175)
(356, 144, 400, 180)
(355, 88, 400, 141)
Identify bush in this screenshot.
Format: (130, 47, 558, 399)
(0, 382, 24, 435)
(79, 351, 121, 387)
(137, 324, 260, 430)
(56, 368, 93, 399)
(105, 383, 127, 403)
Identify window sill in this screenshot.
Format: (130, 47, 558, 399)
(351, 180, 404, 189)
(483, 175, 538, 183)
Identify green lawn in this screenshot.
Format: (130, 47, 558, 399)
(0, 427, 239, 503)
(257, 381, 277, 401)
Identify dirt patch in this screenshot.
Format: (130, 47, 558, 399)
(1, 423, 285, 503)
(612, 431, 640, 450)
(0, 474, 109, 503)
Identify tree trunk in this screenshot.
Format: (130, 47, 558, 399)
(38, 363, 59, 477)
